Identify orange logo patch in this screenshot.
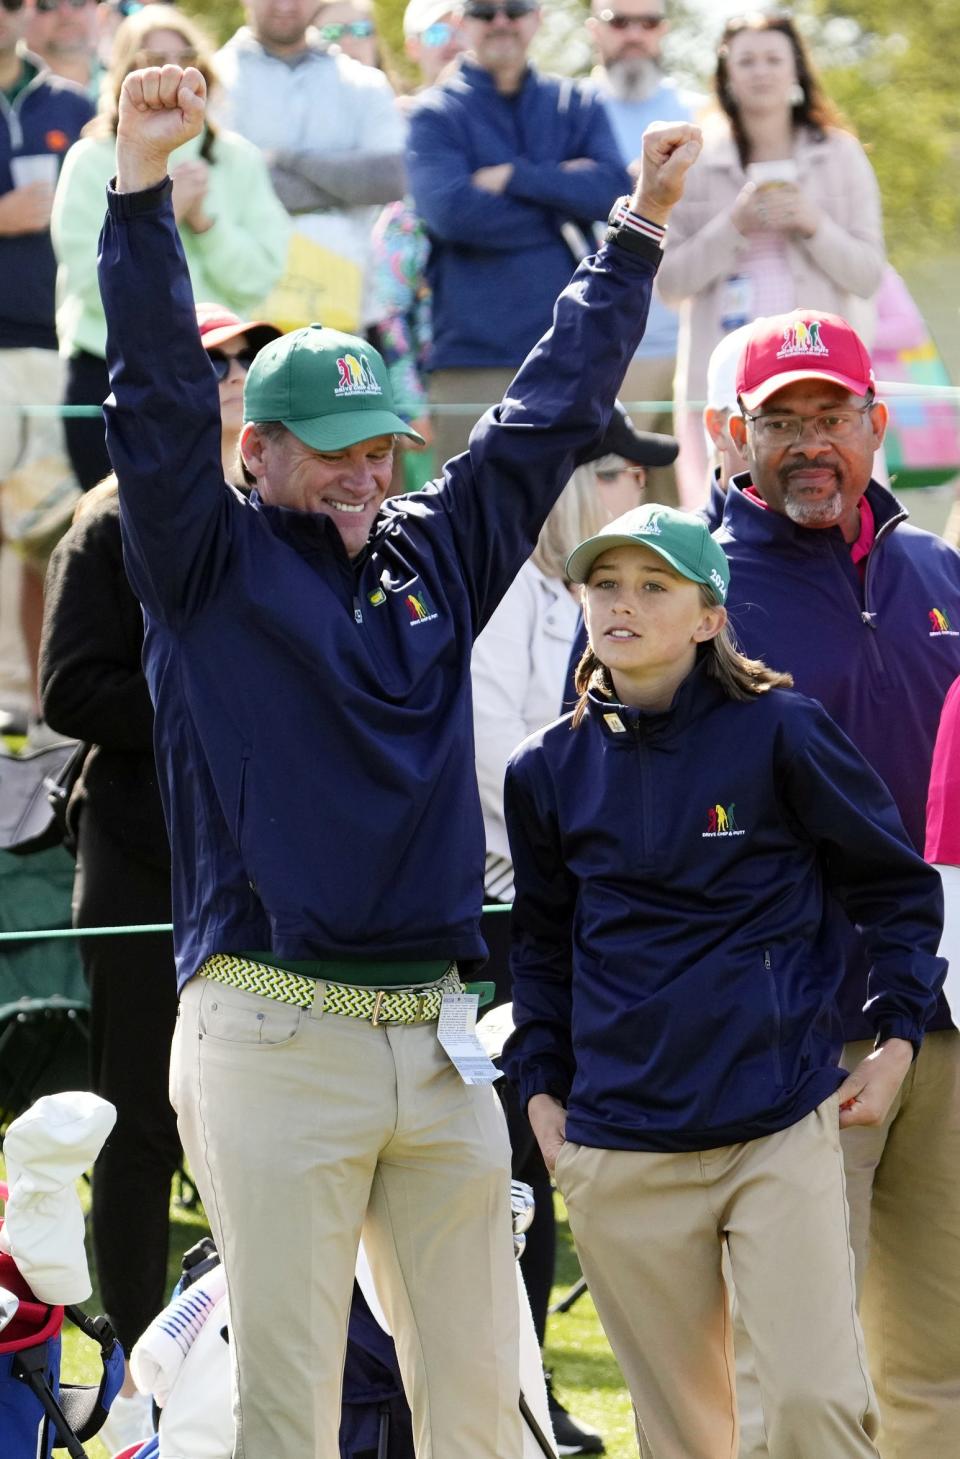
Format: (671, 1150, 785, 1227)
(45, 130, 69, 153)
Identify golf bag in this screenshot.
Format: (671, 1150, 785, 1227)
(0, 1184, 124, 1458)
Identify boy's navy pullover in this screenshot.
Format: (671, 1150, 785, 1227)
(97, 180, 659, 991)
(716, 479, 960, 1039)
(0, 58, 93, 348)
(407, 60, 630, 372)
(502, 666, 945, 1153)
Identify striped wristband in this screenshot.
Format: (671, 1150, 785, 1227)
(609, 199, 667, 246)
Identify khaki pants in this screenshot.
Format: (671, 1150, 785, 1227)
(620, 355, 679, 508)
(171, 977, 522, 1459)
(737, 1030, 960, 1459)
(555, 1096, 879, 1459)
(841, 1029, 960, 1458)
(428, 367, 521, 468)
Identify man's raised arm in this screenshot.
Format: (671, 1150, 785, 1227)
(99, 66, 234, 626)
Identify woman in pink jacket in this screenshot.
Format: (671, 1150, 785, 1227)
(657, 13, 886, 506)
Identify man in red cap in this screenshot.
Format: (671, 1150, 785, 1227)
(715, 309, 960, 1459)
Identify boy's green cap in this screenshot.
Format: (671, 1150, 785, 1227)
(566, 503, 730, 604)
(243, 323, 425, 450)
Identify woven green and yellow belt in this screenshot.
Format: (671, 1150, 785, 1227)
(198, 953, 463, 1026)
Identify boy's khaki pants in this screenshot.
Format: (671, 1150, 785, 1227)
(171, 975, 522, 1459)
(555, 1094, 880, 1459)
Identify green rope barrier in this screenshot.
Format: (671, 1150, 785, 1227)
(17, 383, 960, 421)
(0, 903, 511, 943)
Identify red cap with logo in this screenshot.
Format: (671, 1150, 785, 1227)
(194, 301, 281, 354)
(736, 309, 875, 412)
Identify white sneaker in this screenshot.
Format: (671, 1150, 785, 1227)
(99, 1389, 154, 1455)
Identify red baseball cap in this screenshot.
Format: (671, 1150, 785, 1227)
(194, 301, 281, 355)
(736, 309, 875, 412)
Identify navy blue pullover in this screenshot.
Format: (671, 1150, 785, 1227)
(407, 60, 630, 371)
(502, 665, 945, 1152)
(0, 59, 92, 348)
(98, 179, 659, 991)
(716, 479, 960, 1038)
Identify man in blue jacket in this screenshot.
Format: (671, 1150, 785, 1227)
(101, 61, 701, 1459)
(718, 310, 960, 1459)
(406, 0, 631, 465)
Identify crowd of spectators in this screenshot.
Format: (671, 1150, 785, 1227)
(1, 4, 959, 1458)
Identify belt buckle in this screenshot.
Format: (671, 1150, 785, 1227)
(371, 990, 385, 1027)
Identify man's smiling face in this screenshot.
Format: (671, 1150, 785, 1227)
(731, 379, 887, 538)
(241, 426, 395, 558)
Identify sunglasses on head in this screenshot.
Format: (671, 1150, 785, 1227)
(207, 347, 257, 383)
(134, 46, 198, 67)
(463, 0, 537, 20)
(420, 20, 457, 45)
(320, 19, 375, 40)
(596, 9, 665, 30)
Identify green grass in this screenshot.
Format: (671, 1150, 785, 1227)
(4, 1166, 637, 1458)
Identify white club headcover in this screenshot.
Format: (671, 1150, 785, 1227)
(0, 1092, 116, 1303)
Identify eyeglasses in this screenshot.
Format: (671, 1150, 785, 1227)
(462, 1, 538, 22)
(596, 9, 665, 29)
(319, 20, 375, 41)
(135, 47, 199, 67)
(744, 401, 875, 448)
(207, 348, 257, 383)
(0, 0, 24, 12)
(34, 0, 92, 12)
(420, 20, 457, 46)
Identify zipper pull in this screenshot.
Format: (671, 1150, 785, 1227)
(763, 950, 771, 970)
(861, 610, 877, 628)
(353, 595, 363, 625)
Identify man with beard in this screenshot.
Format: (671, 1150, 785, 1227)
(717, 308, 960, 1458)
(587, 0, 699, 504)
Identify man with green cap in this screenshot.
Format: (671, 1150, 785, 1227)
(99, 60, 702, 1459)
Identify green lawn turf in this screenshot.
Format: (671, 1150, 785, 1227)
(2, 1160, 638, 1458)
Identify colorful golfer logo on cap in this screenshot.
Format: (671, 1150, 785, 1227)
(928, 608, 959, 637)
(405, 590, 438, 626)
(703, 802, 746, 839)
(637, 510, 664, 537)
(776, 320, 829, 361)
(334, 352, 382, 397)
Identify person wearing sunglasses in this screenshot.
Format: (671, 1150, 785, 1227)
(586, 0, 699, 511)
(37, 296, 280, 1456)
(406, 0, 631, 466)
(0, 0, 92, 737)
(315, 0, 379, 69)
(24, 0, 99, 94)
(50, 3, 289, 493)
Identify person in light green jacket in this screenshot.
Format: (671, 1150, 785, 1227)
(50, 3, 290, 490)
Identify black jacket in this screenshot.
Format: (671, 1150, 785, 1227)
(39, 491, 169, 868)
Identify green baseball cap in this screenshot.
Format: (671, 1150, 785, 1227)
(565, 504, 730, 604)
(242, 323, 425, 450)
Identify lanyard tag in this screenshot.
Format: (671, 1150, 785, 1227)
(437, 993, 502, 1085)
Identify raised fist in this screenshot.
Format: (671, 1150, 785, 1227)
(116, 66, 207, 195)
(633, 122, 703, 224)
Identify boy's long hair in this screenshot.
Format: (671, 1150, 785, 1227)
(571, 585, 793, 727)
